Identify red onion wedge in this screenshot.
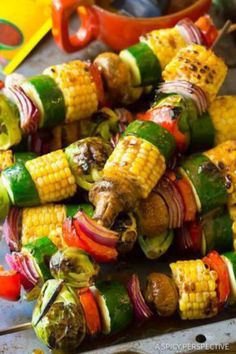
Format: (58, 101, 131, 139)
(74, 211, 119, 248)
(158, 81, 207, 115)
(127, 274, 153, 322)
(6, 253, 39, 291)
(7, 85, 40, 134)
(155, 175, 185, 229)
(3, 207, 22, 252)
(176, 18, 203, 45)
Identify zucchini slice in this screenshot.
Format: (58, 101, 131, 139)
(0, 176, 10, 222)
(22, 237, 57, 281)
(0, 94, 22, 150)
(2, 162, 40, 207)
(201, 208, 233, 254)
(21, 75, 66, 128)
(221, 252, 236, 304)
(120, 42, 161, 87)
(91, 281, 133, 335)
(180, 154, 227, 214)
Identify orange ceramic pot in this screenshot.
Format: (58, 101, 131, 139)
(52, 0, 212, 52)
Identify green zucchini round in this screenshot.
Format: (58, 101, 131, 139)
(180, 154, 227, 214)
(2, 161, 40, 207)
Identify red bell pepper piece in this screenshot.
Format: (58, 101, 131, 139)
(174, 177, 197, 222)
(89, 63, 105, 106)
(203, 251, 230, 307)
(187, 221, 202, 254)
(0, 266, 21, 301)
(73, 220, 118, 263)
(79, 287, 101, 336)
(137, 108, 187, 152)
(62, 217, 87, 249)
(195, 15, 218, 48)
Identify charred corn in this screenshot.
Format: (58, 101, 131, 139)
(209, 96, 236, 145)
(170, 259, 218, 319)
(43, 61, 99, 123)
(204, 141, 236, 205)
(0, 150, 13, 172)
(104, 135, 166, 199)
(25, 150, 76, 204)
(22, 204, 66, 248)
(141, 27, 187, 69)
(163, 44, 227, 104)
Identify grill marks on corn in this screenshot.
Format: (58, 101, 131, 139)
(141, 28, 187, 69)
(204, 141, 236, 205)
(163, 44, 227, 104)
(25, 150, 76, 204)
(104, 136, 166, 199)
(170, 259, 218, 320)
(43, 61, 98, 123)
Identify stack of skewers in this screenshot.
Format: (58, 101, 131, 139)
(1, 14, 236, 352)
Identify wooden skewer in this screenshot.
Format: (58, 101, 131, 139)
(0, 322, 32, 336)
(211, 19, 232, 49)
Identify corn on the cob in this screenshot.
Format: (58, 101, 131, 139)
(209, 96, 236, 145)
(43, 61, 99, 123)
(227, 205, 236, 251)
(163, 44, 227, 104)
(170, 259, 218, 320)
(204, 141, 236, 205)
(141, 28, 187, 69)
(25, 150, 76, 204)
(22, 204, 66, 248)
(0, 150, 13, 172)
(104, 136, 166, 199)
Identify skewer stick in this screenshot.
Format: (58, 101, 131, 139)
(0, 322, 32, 336)
(211, 20, 232, 49)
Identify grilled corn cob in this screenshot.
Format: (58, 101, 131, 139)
(227, 205, 236, 251)
(163, 44, 227, 104)
(25, 150, 76, 204)
(209, 96, 236, 145)
(104, 136, 165, 199)
(141, 28, 187, 69)
(22, 204, 66, 248)
(49, 121, 82, 151)
(43, 61, 99, 123)
(204, 141, 236, 205)
(170, 259, 218, 319)
(0, 150, 13, 172)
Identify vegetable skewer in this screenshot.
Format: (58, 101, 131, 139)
(2, 249, 233, 351)
(90, 43, 227, 227)
(0, 15, 218, 150)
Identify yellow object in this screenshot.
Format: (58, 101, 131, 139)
(141, 27, 187, 69)
(209, 96, 236, 145)
(204, 141, 236, 206)
(22, 203, 66, 248)
(0, 150, 14, 172)
(25, 150, 77, 204)
(104, 135, 166, 199)
(170, 259, 218, 320)
(0, 0, 52, 74)
(163, 44, 227, 104)
(227, 205, 236, 251)
(43, 60, 99, 123)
